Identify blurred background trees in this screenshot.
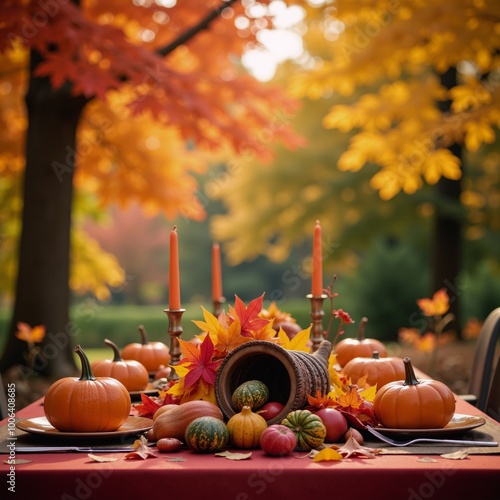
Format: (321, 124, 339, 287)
(0, 0, 499, 382)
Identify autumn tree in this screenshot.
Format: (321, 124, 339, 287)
(212, 0, 500, 332)
(0, 0, 302, 379)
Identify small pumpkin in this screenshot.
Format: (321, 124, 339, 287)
(91, 339, 149, 392)
(343, 351, 405, 389)
(152, 400, 224, 440)
(334, 317, 387, 367)
(231, 379, 269, 411)
(227, 406, 268, 449)
(281, 409, 327, 451)
(184, 416, 229, 453)
(44, 345, 131, 432)
(121, 325, 171, 373)
(374, 357, 456, 429)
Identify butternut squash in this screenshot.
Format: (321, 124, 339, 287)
(152, 400, 224, 440)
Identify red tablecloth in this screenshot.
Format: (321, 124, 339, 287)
(1, 397, 499, 500)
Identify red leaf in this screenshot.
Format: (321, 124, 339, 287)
(232, 294, 270, 336)
(181, 335, 222, 390)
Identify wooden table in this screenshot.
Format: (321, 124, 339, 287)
(1, 396, 499, 500)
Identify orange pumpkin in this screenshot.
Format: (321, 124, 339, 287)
(374, 357, 456, 429)
(91, 339, 149, 392)
(44, 345, 131, 432)
(343, 351, 405, 389)
(121, 325, 171, 373)
(334, 317, 387, 367)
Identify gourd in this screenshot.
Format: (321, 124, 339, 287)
(343, 351, 405, 389)
(44, 345, 131, 432)
(121, 325, 171, 373)
(184, 416, 229, 453)
(281, 410, 327, 451)
(226, 406, 268, 449)
(334, 318, 387, 367)
(91, 339, 149, 392)
(259, 424, 297, 456)
(152, 400, 224, 440)
(374, 357, 456, 429)
(231, 379, 269, 411)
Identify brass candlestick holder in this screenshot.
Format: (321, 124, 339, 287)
(307, 294, 328, 353)
(212, 296, 226, 317)
(164, 308, 185, 381)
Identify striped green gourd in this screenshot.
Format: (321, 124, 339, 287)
(281, 410, 326, 451)
(184, 416, 229, 453)
(231, 380, 269, 411)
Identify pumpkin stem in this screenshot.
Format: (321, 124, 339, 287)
(138, 325, 150, 345)
(356, 317, 368, 341)
(372, 351, 380, 360)
(403, 357, 420, 386)
(104, 338, 122, 363)
(74, 345, 96, 381)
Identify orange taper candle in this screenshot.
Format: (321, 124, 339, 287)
(212, 242, 223, 300)
(169, 226, 181, 310)
(311, 220, 323, 296)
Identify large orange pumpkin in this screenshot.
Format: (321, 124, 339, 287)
(121, 325, 171, 373)
(44, 345, 131, 432)
(91, 339, 149, 392)
(374, 357, 456, 429)
(343, 351, 405, 389)
(334, 317, 387, 367)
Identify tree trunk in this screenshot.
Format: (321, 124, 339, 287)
(433, 67, 463, 335)
(0, 49, 88, 379)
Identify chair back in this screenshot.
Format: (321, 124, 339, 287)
(485, 356, 500, 421)
(468, 307, 500, 412)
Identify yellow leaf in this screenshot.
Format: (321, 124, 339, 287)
(312, 447, 343, 462)
(279, 325, 311, 352)
(337, 149, 366, 172)
(464, 121, 496, 152)
(359, 384, 377, 403)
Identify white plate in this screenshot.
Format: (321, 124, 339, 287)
(16, 416, 153, 439)
(375, 414, 486, 437)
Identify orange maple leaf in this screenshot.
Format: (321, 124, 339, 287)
(417, 288, 450, 316)
(305, 390, 336, 412)
(15, 322, 46, 344)
(335, 386, 363, 410)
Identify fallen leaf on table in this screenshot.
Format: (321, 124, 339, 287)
(3, 459, 32, 465)
(125, 436, 159, 460)
(336, 436, 381, 459)
(441, 450, 469, 460)
(88, 454, 118, 463)
(312, 447, 343, 462)
(418, 457, 438, 463)
(215, 451, 252, 460)
(165, 456, 187, 462)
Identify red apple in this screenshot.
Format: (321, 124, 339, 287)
(315, 408, 348, 443)
(259, 402, 285, 421)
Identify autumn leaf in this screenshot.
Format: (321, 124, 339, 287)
(277, 325, 311, 352)
(15, 322, 46, 344)
(178, 334, 222, 390)
(87, 454, 118, 463)
(248, 320, 278, 342)
(124, 436, 158, 460)
(335, 437, 381, 459)
(417, 288, 450, 316)
(194, 308, 247, 358)
(229, 294, 270, 337)
(215, 451, 253, 460)
(312, 446, 343, 462)
(133, 392, 177, 418)
(305, 390, 336, 412)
